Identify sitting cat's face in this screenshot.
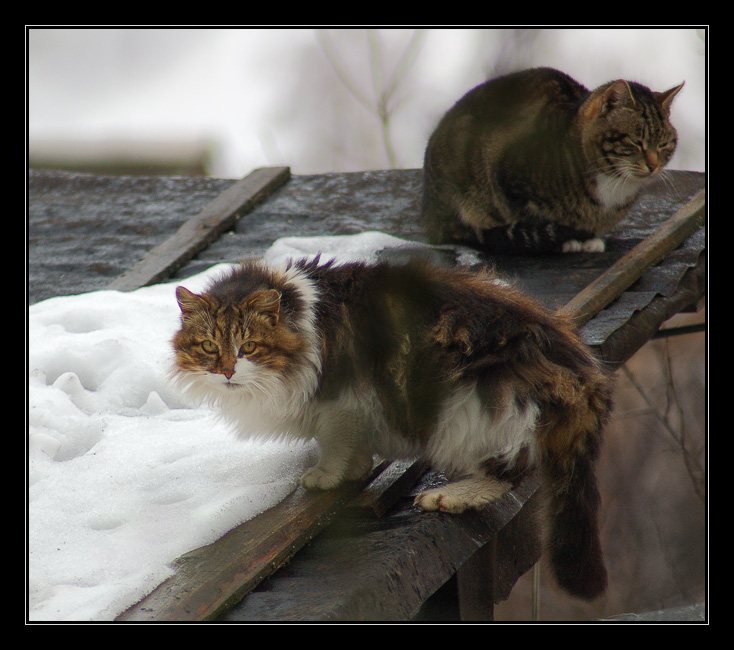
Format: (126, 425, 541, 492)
(582, 79, 683, 182)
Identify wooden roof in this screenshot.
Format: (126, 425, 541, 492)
(29, 166, 705, 367)
(27, 166, 705, 621)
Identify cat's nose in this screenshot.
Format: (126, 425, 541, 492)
(219, 353, 237, 379)
(645, 151, 659, 173)
(219, 362, 236, 380)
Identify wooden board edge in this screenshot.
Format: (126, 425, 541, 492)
(116, 459, 388, 621)
(107, 166, 291, 291)
(559, 189, 705, 326)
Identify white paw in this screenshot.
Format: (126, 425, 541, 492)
(561, 239, 583, 253)
(562, 238, 605, 253)
(414, 487, 468, 513)
(300, 466, 343, 491)
(581, 237, 605, 252)
(414, 477, 512, 514)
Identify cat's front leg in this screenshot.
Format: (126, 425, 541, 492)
(300, 446, 373, 490)
(300, 415, 373, 490)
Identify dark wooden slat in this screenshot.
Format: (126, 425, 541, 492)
(116, 460, 387, 622)
(107, 166, 291, 291)
(559, 189, 705, 327)
(457, 535, 498, 621)
(223, 473, 541, 621)
(351, 458, 427, 517)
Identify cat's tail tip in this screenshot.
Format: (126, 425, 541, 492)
(546, 507, 608, 600)
(543, 449, 608, 600)
(550, 544, 608, 600)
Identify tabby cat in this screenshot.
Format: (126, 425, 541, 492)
(422, 67, 684, 253)
(171, 255, 613, 599)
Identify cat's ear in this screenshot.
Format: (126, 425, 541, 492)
(248, 289, 281, 327)
(657, 81, 684, 114)
(176, 286, 206, 315)
(583, 80, 634, 119)
(600, 80, 635, 113)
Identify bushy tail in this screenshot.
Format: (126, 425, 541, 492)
(543, 450, 607, 599)
(535, 341, 612, 600)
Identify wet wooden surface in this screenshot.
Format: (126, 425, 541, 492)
(28, 167, 705, 621)
(221, 472, 541, 622)
(28, 168, 705, 366)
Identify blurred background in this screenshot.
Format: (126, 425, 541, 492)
(28, 27, 706, 178)
(26, 27, 707, 622)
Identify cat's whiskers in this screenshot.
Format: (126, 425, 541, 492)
(586, 156, 642, 209)
(654, 167, 681, 196)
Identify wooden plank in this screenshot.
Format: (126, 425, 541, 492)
(559, 189, 705, 326)
(351, 458, 427, 517)
(457, 536, 498, 621)
(116, 460, 387, 622)
(107, 166, 291, 291)
(223, 473, 541, 621)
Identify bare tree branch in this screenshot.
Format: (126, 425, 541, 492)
(316, 28, 424, 168)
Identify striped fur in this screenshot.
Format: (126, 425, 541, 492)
(422, 67, 683, 254)
(171, 256, 614, 599)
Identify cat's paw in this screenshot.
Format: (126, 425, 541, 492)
(300, 466, 343, 491)
(562, 238, 605, 253)
(581, 237, 606, 252)
(561, 239, 583, 253)
(414, 477, 512, 513)
(414, 488, 468, 513)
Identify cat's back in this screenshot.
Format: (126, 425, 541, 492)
(431, 67, 588, 136)
(422, 68, 591, 242)
(302, 257, 553, 344)
(302, 258, 598, 392)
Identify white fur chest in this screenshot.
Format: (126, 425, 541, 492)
(594, 172, 644, 209)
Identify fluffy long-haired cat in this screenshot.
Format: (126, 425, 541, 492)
(171, 256, 614, 600)
(422, 67, 684, 253)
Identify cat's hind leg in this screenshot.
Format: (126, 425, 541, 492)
(414, 473, 512, 513)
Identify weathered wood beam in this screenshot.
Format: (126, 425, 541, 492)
(117, 460, 388, 621)
(108, 166, 291, 291)
(559, 189, 705, 327)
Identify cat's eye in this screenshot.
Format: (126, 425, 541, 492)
(616, 137, 641, 155)
(201, 340, 218, 354)
(240, 341, 257, 355)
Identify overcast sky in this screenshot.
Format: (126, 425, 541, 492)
(27, 27, 706, 177)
